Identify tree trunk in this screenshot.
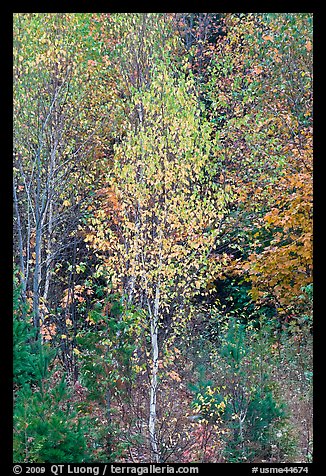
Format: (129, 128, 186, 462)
(13, 176, 26, 297)
(43, 198, 53, 304)
(106, 386, 113, 458)
(149, 284, 160, 463)
(33, 222, 42, 334)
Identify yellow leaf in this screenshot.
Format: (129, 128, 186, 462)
(253, 65, 263, 75)
(168, 370, 181, 382)
(61, 334, 67, 339)
(305, 40, 312, 52)
(262, 35, 274, 42)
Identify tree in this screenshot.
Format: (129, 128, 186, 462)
(13, 271, 89, 463)
(13, 13, 114, 343)
(86, 24, 227, 458)
(199, 13, 313, 321)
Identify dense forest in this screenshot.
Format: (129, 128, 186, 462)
(13, 13, 313, 464)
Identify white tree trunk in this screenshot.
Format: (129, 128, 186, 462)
(149, 284, 160, 463)
(33, 221, 42, 331)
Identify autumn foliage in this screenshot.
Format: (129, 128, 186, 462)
(13, 13, 313, 464)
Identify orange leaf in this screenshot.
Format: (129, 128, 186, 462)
(305, 40, 312, 52)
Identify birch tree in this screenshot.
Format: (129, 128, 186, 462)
(13, 14, 112, 338)
(87, 51, 227, 460)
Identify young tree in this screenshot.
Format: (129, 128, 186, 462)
(86, 47, 227, 459)
(13, 14, 113, 339)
